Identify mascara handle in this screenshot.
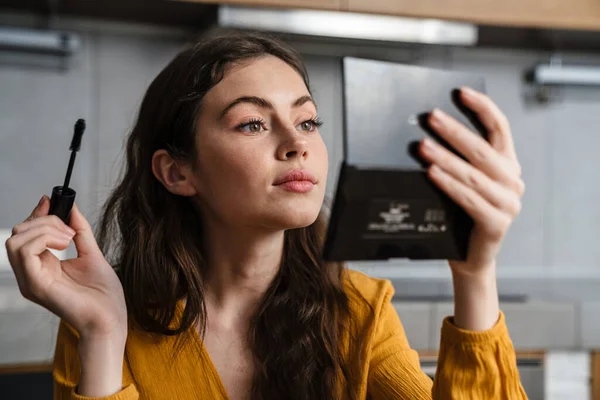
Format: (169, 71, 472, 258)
(49, 186, 76, 225)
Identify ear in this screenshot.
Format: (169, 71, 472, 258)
(151, 149, 198, 197)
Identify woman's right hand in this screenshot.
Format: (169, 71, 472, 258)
(5, 195, 128, 341)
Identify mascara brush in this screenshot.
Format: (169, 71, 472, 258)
(49, 119, 86, 224)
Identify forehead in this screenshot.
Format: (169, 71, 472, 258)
(205, 55, 310, 104)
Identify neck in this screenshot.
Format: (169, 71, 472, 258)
(201, 221, 285, 329)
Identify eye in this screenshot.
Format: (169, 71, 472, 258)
(297, 117, 323, 132)
(236, 118, 266, 134)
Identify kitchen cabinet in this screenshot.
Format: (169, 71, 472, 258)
(176, 0, 600, 31)
(173, 0, 341, 11)
(344, 0, 600, 31)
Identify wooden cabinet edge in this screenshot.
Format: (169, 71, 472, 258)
(173, 0, 600, 32)
(592, 352, 600, 400)
(170, 0, 342, 11)
(0, 362, 53, 375)
(344, 1, 600, 32)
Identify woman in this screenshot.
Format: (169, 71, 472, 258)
(6, 32, 527, 399)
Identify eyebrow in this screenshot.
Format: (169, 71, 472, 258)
(218, 95, 316, 120)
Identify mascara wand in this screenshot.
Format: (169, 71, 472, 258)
(49, 119, 86, 224)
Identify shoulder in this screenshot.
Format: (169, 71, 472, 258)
(343, 268, 395, 317)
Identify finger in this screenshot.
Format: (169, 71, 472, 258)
(16, 235, 70, 302)
(428, 164, 512, 242)
(428, 109, 523, 185)
(459, 87, 517, 160)
(7, 225, 75, 258)
(6, 226, 74, 281)
(25, 195, 50, 222)
(12, 214, 76, 238)
(20, 233, 71, 261)
(11, 232, 70, 276)
(420, 140, 522, 216)
(13, 249, 56, 296)
(68, 203, 101, 257)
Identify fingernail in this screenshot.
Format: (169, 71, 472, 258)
(37, 196, 45, 207)
(430, 109, 446, 128)
(422, 138, 436, 153)
(65, 227, 76, 236)
(429, 164, 441, 176)
(62, 232, 74, 241)
(461, 86, 476, 99)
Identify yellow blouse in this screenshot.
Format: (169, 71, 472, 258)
(53, 269, 527, 399)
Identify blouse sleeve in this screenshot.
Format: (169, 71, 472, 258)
(432, 312, 528, 399)
(368, 296, 527, 399)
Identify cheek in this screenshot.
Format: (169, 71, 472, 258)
(313, 136, 329, 177)
(196, 141, 269, 200)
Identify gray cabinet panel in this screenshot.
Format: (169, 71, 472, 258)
(431, 302, 576, 350)
(0, 34, 94, 230)
(392, 302, 432, 351)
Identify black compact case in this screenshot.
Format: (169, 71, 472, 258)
(322, 57, 487, 262)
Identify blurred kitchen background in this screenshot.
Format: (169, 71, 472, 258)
(1, 0, 600, 399)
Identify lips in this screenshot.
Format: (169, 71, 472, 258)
(273, 169, 317, 193)
(273, 169, 317, 186)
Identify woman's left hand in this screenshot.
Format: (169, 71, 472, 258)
(419, 86, 525, 278)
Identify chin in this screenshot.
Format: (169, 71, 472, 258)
(284, 211, 320, 229)
(265, 201, 322, 230)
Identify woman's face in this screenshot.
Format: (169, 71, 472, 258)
(191, 55, 328, 231)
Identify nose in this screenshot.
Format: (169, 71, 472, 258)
(276, 126, 309, 161)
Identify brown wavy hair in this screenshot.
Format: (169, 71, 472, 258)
(96, 31, 359, 400)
